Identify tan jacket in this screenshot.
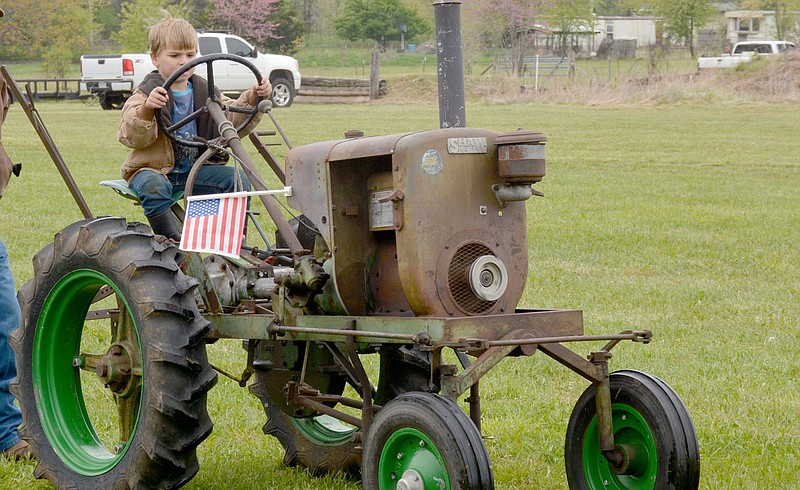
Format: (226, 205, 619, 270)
(118, 72, 262, 182)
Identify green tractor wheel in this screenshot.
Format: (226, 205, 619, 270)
(362, 392, 494, 490)
(11, 218, 217, 488)
(247, 342, 438, 477)
(248, 340, 361, 475)
(565, 370, 700, 490)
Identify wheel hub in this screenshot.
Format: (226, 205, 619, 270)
(396, 469, 424, 490)
(95, 342, 139, 397)
(607, 443, 647, 476)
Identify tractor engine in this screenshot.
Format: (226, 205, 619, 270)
(284, 127, 546, 317)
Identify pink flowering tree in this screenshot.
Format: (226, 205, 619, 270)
(465, 0, 552, 77)
(209, 0, 281, 47)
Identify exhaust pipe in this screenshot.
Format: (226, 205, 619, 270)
(433, 0, 466, 128)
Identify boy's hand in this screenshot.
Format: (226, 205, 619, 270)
(250, 78, 272, 104)
(145, 87, 169, 110)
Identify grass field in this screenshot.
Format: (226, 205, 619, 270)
(0, 94, 798, 489)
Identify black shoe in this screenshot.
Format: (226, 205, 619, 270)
(146, 209, 181, 241)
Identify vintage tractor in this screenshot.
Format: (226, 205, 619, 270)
(2, 45, 699, 490)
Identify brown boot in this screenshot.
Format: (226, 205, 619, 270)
(1, 440, 34, 460)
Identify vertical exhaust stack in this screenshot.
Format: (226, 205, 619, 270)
(433, 0, 466, 128)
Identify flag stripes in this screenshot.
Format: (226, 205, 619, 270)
(179, 195, 247, 258)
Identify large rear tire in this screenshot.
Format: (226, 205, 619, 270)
(248, 340, 361, 476)
(11, 217, 217, 489)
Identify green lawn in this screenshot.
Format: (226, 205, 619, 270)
(0, 96, 797, 489)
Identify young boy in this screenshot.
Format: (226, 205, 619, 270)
(118, 17, 272, 240)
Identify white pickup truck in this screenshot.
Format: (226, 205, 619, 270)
(80, 32, 301, 109)
(697, 40, 796, 70)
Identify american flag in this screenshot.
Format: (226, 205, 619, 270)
(179, 195, 247, 258)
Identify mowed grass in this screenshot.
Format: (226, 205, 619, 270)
(0, 96, 798, 489)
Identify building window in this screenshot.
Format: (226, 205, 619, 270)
(736, 17, 760, 33)
(606, 23, 614, 40)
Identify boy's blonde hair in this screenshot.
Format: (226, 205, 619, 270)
(148, 17, 198, 55)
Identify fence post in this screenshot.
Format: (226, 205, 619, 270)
(369, 51, 380, 100)
(569, 50, 576, 83)
(534, 55, 540, 94)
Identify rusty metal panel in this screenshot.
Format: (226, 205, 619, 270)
(285, 128, 543, 319)
(326, 133, 410, 162)
(496, 130, 547, 183)
(285, 139, 339, 247)
(289, 309, 583, 344)
(286, 134, 416, 316)
(392, 128, 529, 317)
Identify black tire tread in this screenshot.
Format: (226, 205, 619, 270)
(564, 369, 700, 490)
(362, 392, 494, 490)
(249, 376, 362, 476)
(11, 218, 216, 489)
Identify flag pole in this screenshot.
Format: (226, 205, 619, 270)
(184, 186, 292, 202)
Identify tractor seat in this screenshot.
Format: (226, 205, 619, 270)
(100, 179, 184, 204)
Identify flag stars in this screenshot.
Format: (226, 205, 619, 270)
(187, 199, 220, 218)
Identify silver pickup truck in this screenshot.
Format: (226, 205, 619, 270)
(80, 32, 301, 109)
(697, 40, 796, 70)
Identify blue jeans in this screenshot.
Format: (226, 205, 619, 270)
(129, 165, 251, 218)
(0, 238, 21, 451)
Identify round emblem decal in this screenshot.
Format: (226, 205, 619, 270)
(421, 149, 443, 175)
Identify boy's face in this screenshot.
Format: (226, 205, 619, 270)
(151, 46, 197, 85)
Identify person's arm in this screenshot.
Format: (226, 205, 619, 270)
(118, 91, 160, 149)
(224, 78, 272, 134)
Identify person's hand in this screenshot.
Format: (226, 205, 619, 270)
(250, 78, 272, 104)
(145, 87, 169, 110)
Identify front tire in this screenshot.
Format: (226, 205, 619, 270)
(565, 370, 700, 490)
(11, 218, 217, 489)
(269, 77, 295, 108)
(362, 392, 494, 489)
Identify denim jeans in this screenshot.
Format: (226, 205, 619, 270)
(0, 238, 21, 451)
(129, 165, 251, 218)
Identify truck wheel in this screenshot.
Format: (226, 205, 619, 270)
(11, 217, 217, 489)
(270, 77, 295, 108)
(248, 341, 360, 475)
(99, 93, 125, 110)
(565, 370, 700, 490)
(362, 392, 495, 489)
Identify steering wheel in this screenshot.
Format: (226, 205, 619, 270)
(155, 53, 263, 148)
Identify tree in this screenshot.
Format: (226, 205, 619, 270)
(633, 0, 715, 56)
(0, 0, 90, 75)
(115, 0, 194, 52)
(593, 0, 633, 16)
(741, 0, 800, 41)
(209, 0, 281, 47)
(465, 0, 552, 77)
(45, 0, 92, 76)
(261, 1, 306, 55)
(547, 0, 594, 56)
(334, 0, 431, 52)
(291, 0, 318, 38)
